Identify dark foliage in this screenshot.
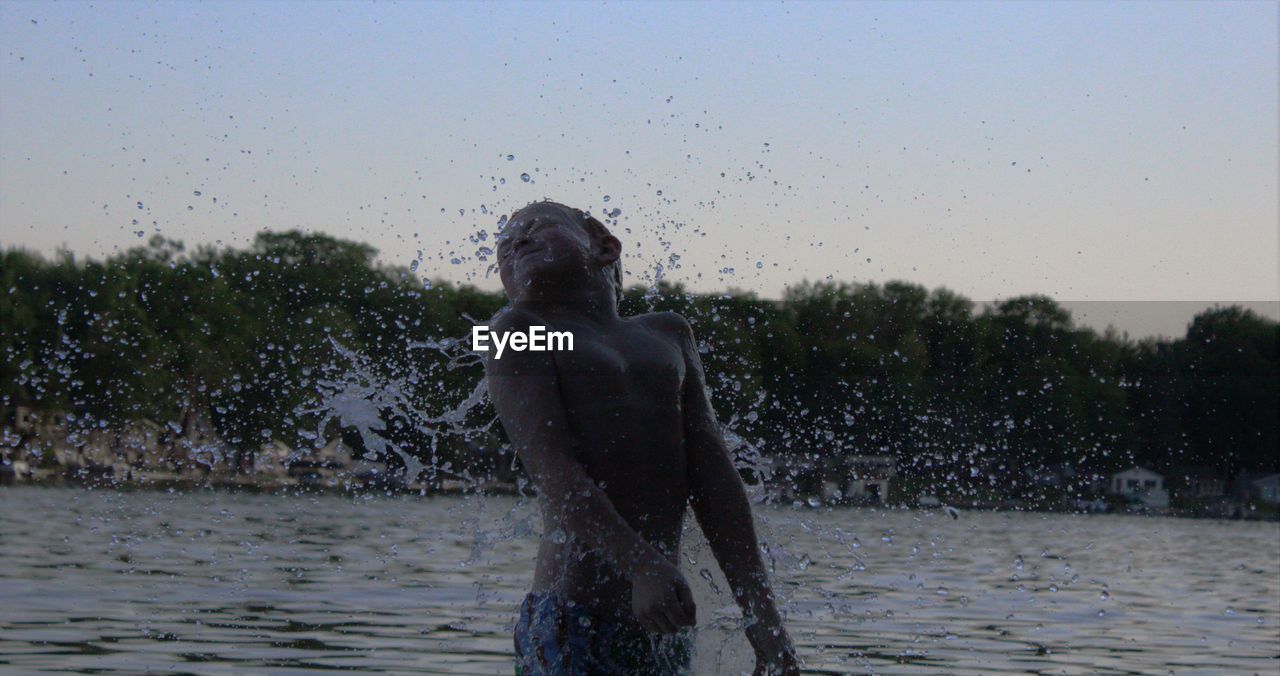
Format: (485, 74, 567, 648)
(3, 233, 1275, 496)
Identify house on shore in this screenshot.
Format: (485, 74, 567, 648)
(1249, 474, 1280, 505)
(287, 438, 353, 485)
(1173, 466, 1226, 499)
(840, 455, 896, 504)
(769, 452, 896, 505)
(317, 437, 353, 467)
(1108, 466, 1169, 509)
(255, 440, 293, 478)
(10, 406, 71, 468)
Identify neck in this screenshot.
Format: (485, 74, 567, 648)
(512, 282, 618, 323)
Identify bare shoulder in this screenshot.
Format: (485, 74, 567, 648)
(487, 305, 545, 334)
(630, 310, 696, 344)
(482, 306, 554, 376)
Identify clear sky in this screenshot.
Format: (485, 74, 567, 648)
(2, 1, 1277, 336)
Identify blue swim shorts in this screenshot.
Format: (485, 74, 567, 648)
(513, 590, 694, 675)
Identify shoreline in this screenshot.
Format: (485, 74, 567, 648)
(4, 471, 1276, 522)
(0, 466, 524, 498)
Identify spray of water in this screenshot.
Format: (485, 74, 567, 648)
(301, 332, 495, 490)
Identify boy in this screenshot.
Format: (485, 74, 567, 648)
(484, 200, 799, 675)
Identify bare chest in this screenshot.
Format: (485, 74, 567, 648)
(552, 326, 686, 414)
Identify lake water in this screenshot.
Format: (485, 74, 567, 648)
(1, 485, 1276, 673)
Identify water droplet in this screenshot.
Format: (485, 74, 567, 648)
(607, 208, 621, 218)
(506, 154, 515, 161)
(549, 528, 567, 544)
(602, 195, 611, 202)
(520, 173, 531, 182)
(756, 260, 764, 269)
(698, 568, 722, 595)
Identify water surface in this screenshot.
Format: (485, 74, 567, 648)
(1, 486, 1276, 673)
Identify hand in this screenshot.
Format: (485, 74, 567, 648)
(747, 624, 800, 676)
(631, 556, 697, 633)
(752, 646, 800, 676)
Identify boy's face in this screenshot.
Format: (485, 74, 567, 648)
(496, 204, 598, 299)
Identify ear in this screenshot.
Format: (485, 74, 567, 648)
(596, 234, 621, 267)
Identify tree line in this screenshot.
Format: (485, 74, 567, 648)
(2, 231, 1275, 499)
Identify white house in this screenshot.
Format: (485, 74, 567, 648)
(317, 437, 353, 467)
(255, 440, 293, 477)
(1108, 466, 1169, 509)
(844, 455, 895, 504)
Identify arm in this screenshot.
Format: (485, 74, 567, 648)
(674, 316, 799, 673)
(484, 312, 695, 632)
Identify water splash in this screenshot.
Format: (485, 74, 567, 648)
(302, 332, 494, 490)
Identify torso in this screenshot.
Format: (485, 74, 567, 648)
(523, 312, 691, 618)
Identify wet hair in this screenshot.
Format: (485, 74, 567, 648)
(506, 200, 624, 303)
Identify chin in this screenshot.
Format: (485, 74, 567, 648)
(517, 257, 573, 282)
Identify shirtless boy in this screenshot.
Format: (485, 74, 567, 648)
(484, 200, 799, 675)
